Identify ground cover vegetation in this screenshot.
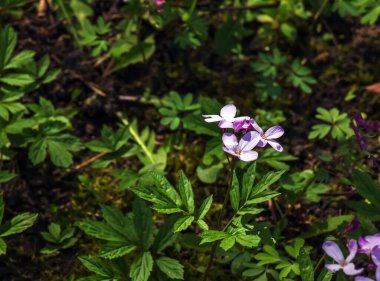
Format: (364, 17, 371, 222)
(0, 0, 379, 280)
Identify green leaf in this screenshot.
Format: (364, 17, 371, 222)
(198, 195, 213, 220)
(0, 171, 17, 183)
(230, 170, 240, 211)
(111, 37, 156, 73)
(0, 26, 17, 68)
(298, 248, 314, 281)
(0, 238, 6, 255)
(156, 257, 184, 280)
(178, 171, 195, 214)
(28, 138, 47, 165)
(173, 216, 194, 233)
(133, 199, 154, 249)
(0, 73, 34, 86)
(4, 50, 35, 70)
(78, 256, 112, 277)
(47, 139, 74, 168)
(236, 234, 261, 248)
(200, 230, 228, 244)
(251, 170, 286, 197)
(0, 212, 38, 237)
(129, 251, 153, 281)
(152, 215, 177, 253)
(316, 268, 333, 281)
(220, 236, 236, 251)
(100, 241, 137, 259)
(352, 170, 380, 210)
(242, 163, 256, 202)
(76, 219, 127, 242)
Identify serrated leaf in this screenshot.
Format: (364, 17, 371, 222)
(0, 73, 34, 86)
(133, 199, 154, 249)
(198, 195, 212, 220)
(0, 212, 38, 237)
(178, 171, 194, 214)
(100, 241, 137, 259)
(129, 251, 153, 281)
(156, 257, 184, 280)
(173, 216, 194, 233)
(200, 230, 228, 244)
(298, 248, 314, 281)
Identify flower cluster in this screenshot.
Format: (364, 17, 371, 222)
(203, 104, 284, 162)
(323, 234, 380, 281)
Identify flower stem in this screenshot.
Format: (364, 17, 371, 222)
(202, 155, 235, 281)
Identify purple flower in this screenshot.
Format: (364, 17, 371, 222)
(222, 131, 260, 162)
(323, 240, 363, 276)
(252, 123, 284, 152)
(355, 246, 380, 281)
(372, 246, 380, 280)
(358, 234, 380, 255)
(203, 104, 249, 129)
(344, 219, 361, 235)
(232, 118, 254, 132)
(355, 277, 375, 281)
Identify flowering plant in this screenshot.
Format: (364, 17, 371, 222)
(323, 234, 380, 281)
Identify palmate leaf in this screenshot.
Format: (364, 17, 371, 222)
(129, 252, 153, 281)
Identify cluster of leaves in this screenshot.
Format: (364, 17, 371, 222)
(0, 193, 38, 255)
(0, 26, 80, 170)
(308, 107, 354, 142)
(252, 48, 317, 99)
(333, 0, 380, 24)
(77, 200, 184, 281)
(40, 222, 77, 255)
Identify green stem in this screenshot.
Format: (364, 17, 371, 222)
(202, 155, 235, 281)
(128, 126, 155, 164)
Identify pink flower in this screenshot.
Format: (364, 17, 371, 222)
(323, 240, 363, 276)
(203, 104, 249, 129)
(222, 131, 260, 162)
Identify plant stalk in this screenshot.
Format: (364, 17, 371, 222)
(202, 155, 235, 281)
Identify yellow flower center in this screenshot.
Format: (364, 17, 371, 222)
(235, 149, 241, 155)
(262, 134, 268, 139)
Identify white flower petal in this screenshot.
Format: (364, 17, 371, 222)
(220, 104, 236, 121)
(238, 131, 261, 151)
(342, 263, 363, 276)
(203, 115, 222, 123)
(239, 150, 258, 162)
(265, 126, 284, 139)
(322, 241, 345, 264)
(267, 140, 283, 152)
(219, 120, 234, 129)
(325, 264, 342, 273)
(222, 133, 238, 150)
